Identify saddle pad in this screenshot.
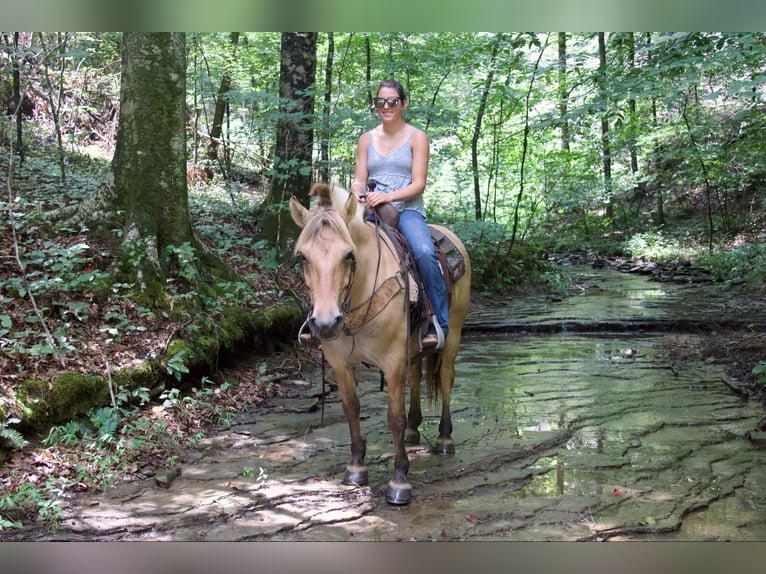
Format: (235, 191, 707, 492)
(429, 226, 467, 285)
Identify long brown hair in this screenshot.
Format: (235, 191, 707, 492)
(377, 79, 407, 102)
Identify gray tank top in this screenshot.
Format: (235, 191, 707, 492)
(366, 128, 426, 216)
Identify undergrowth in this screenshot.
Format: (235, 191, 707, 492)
(0, 138, 293, 534)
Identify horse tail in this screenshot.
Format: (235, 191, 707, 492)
(425, 352, 443, 402)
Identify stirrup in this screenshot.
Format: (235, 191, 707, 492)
(420, 316, 445, 351)
(432, 316, 446, 350)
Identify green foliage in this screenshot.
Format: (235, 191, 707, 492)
(3, 377, 241, 532)
(622, 231, 700, 263)
(451, 220, 554, 295)
(695, 243, 766, 287)
(0, 423, 29, 450)
(753, 362, 766, 387)
(165, 349, 190, 382)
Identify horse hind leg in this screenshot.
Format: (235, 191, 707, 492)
(433, 334, 460, 455)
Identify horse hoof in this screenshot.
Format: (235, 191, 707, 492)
(434, 438, 455, 455)
(385, 481, 412, 505)
(404, 428, 421, 445)
(342, 466, 368, 486)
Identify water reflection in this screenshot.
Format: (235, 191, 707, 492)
(447, 332, 766, 539)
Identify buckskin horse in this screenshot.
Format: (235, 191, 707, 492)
(289, 182, 471, 505)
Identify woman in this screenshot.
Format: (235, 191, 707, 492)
(350, 79, 448, 349)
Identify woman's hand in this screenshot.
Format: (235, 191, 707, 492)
(362, 191, 388, 207)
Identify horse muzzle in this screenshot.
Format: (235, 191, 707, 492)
(308, 313, 346, 340)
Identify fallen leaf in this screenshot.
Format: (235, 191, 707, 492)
(612, 488, 624, 496)
(465, 514, 482, 523)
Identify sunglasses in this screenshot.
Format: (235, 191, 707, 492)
(373, 97, 401, 109)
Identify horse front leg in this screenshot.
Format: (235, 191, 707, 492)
(334, 366, 368, 486)
(384, 365, 412, 505)
(405, 357, 423, 445)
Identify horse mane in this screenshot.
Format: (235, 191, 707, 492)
(310, 181, 365, 220)
(299, 183, 357, 247)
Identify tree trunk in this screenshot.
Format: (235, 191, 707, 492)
(508, 37, 548, 252)
(319, 32, 334, 183)
(38, 32, 69, 192)
(207, 32, 240, 173)
(557, 32, 570, 152)
(598, 32, 613, 222)
(471, 39, 499, 221)
(626, 33, 639, 182)
(261, 32, 318, 253)
(365, 35, 373, 109)
(109, 33, 196, 289)
(646, 33, 664, 226)
(12, 32, 24, 164)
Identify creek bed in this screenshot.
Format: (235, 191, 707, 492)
(8, 266, 766, 541)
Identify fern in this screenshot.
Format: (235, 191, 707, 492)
(0, 424, 29, 450)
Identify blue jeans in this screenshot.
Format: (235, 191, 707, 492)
(398, 210, 449, 334)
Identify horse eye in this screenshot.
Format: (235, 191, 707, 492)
(345, 252, 356, 265)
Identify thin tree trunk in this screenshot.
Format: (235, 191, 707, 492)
(598, 32, 613, 221)
(646, 33, 664, 226)
(38, 32, 69, 191)
(12, 32, 24, 164)
(681, 96, 715, 250)
(365, 35, 373, 109)
(557, 32, 570, 152)
(627, 33, 639, 182)
(508, 37, 548, 252)
(319, 32, 334, 183)
(471, 39, 499, 221)
(207, 32, 240, 173)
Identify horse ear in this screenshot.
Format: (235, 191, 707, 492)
(341, 191, 358, 224)
(289, 196, 310, 228)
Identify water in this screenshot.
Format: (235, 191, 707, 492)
(445, 333, 766, 540)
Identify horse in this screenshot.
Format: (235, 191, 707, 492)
(289, 182, 471, 505)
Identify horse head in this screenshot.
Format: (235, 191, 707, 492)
(290, 183, 360, 339)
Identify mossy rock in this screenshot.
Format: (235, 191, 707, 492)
(111, 361, 162, 397)
(17, 378, 50, 433)
(47, 373, 109, 423)
(162, 300, 304, 378)
(18, 373, 109, 432)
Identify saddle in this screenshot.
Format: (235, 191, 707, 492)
(369, 207, 467, 340)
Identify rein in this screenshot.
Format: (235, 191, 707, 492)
(341, 213, 384, 337)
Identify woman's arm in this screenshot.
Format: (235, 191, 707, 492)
(350, 132, 370, 200)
